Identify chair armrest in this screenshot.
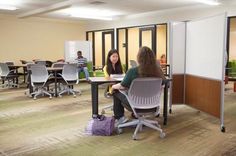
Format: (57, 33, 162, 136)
(119, 89, 128, 97)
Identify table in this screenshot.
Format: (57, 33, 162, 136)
(89, 77, 171, 125)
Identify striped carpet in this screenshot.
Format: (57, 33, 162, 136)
(0, 82, 236, 156)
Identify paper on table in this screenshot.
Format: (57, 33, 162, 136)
(110, 74, 125, 81)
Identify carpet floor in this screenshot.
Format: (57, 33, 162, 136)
(0, 82, 236, 156)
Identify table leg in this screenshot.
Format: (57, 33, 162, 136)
(163, 82, 168, 125)
(29, 73, 33, 94)
(23, 67, 26, 83)
(91, 82, 99, 117)
(54, 71, 58, 97)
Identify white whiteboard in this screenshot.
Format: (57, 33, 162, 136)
(171, 22, 186, 74)
(186, 14, 226, 80)
(64, 41, 92, 63)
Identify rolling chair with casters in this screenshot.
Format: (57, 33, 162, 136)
(0, 62, 19, 88)
(30, 65, 53, 100)
(51, 62, 67, 92)
(58, 64, 81, 97)
(117, 78, 165, 140)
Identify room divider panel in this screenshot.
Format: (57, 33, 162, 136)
(170, 14, 227, 132)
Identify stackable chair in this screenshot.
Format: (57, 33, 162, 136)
(30, 65, 52, 99)
(51, 62, 67, 92)
(5, 61, 14, 65)
(0, 62, 19, 88)
(52, 62, 67, 68)
(58, 64, 81, 97)
(117, 78, 165, 140)
(35, 60, 46, 66)
(24, 63, 36, 96)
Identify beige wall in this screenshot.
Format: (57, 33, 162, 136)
(105, 34, 112, 63)
(128, 28, 139, 68)
(156, 24, 167, 60)
(230, 18, 236, 60)
(0, 16, 86, 65)
(118, 29, 126, 65)
(94, 31, 102, 67)
(141, 31, 152, 49)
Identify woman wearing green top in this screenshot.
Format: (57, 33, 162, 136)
(103, 49, 124, 94)
(112, 46, 166, 124)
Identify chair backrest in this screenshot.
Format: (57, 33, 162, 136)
(45, 61, 53, 67)
(62, 64, 78, 81)
(35, 60, 46, 66)
(129, 60, 137, 68)
(0, 63, 10, 76)
(30, 65, 49, 83)
(128, 78, 162, 109)
(26, 63, 37, 71)
(52, 62, 66, 68)
(5, 62, 14, 65)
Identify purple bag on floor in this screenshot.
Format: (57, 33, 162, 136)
(92, 115, 115, 136)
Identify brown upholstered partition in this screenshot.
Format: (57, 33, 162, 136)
(172, 74, 184, 104)
(185, 74, 221, 118)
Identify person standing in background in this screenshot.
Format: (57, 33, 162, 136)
(76, 51, 89, 81)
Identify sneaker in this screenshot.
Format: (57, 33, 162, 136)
(131, 112, 138, 119)
(115, 116, 128, 127)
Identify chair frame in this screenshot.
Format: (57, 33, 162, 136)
(117, 78, 165, 140)
(30, 65, 53, 99)
(0, 63, 19, 88)
(58, 64, 81, 97)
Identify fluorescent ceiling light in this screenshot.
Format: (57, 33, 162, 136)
(0, 5, 18, 10)
(196, 0, 220, 5)
(71, 14, 112, 20)
(0, 0, 22, 5)
(59, 7, 122, 21)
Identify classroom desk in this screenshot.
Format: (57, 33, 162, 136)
(89, 77, 171, 125)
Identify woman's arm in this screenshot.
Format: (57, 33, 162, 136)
(112, 83, 126, 90)
(103, 65, 109, 77)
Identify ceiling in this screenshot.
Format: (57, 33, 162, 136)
(0, 0, 235, 21)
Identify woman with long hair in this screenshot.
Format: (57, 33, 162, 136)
(104, 49, 123, 77)
(112, 46, 166, 124)
(103, 49, 124, 94)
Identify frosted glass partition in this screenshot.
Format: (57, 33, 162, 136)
(186, 14, 226, 80)
(171, 22, 186, 74)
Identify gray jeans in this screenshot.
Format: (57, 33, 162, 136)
(113, 91, 132, 119)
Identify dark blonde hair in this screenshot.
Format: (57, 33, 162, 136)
(137, 46, 165, 79)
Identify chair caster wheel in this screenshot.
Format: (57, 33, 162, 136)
(132, 135, 138, 140)
(73, 95, 76, 98)
(221, 126, 225, 132)
(160, 132, 166, 138)
(101, 110, 105, 115)
(49, 96, 52, 99)
(117, 128, 123, 134)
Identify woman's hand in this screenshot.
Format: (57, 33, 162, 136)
(112, 83, 125, 90)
